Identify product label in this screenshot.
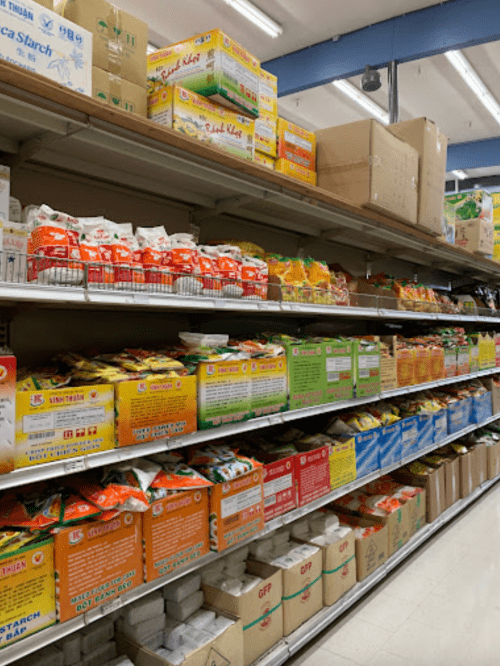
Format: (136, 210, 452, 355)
(250, 358, 288, 417)
(287, 344, 325, 410)
(295, 447, 330, 507)
(329, 438, 356, 490)
(262, 456, 296, 521)
(355, 343, 381, 397)
(221, 485, 262, 519)
(197, 360, 251, 429)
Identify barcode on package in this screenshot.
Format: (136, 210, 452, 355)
(28, 431, 55, 440)
(327, 372, 340, 382)
(359, 369, 370, 378)
(264, 496, 276, 507)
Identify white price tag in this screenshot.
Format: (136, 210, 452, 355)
(101, 597, 122, 616)
(267, 414, 283, 427)
(64, 458, 86, 473)
(215, 300, 227, 309)
(134, 293, 150, 305)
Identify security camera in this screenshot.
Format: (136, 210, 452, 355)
(361, 65, 382, 92)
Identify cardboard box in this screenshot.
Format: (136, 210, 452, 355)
(60, 0, 147, 87)
(487, 442, 500, 480)
(447, 399, 471, 434)
(401, 489, 427, 537)
(0, 166, 9, 222)
(477, 333, 496, 369)
(456, 219, 494, 256)
(334, 430, 380, 478)
(255, 114, 277, 157)
(117, 612, 244, 666)
(196, 359, 252, 430)
(148, 85, 255, 161)
(329, 437, 356, 490)
(148, 29, 260, 117)
(413, 348, 431, 385)
(250, 356, 288, 418)
(33, 0, 53, 8)
(456, 345, 470, 376)
(142, 489, 210, 582)
(209, 468, 264, 551)
(54, 512, 143, 622)
(444, 347, 457, 378)
(471, 443, 487, 488)
(430, 347, 445, 381)
(337, 514, 388, 581)
(469, 343, 480, 373)
(359, 503, 410, 558)
(15, 384, 115, 468)
(92, 66, 147, 115)
(442, 197, 456, 244)
(262, 456, 297, 522)
(0, 355, 15, 474)
(457, 450, 475, 498)
(316, 119, 419, 225)
(389, 118, 448, 236)
(280, 547, 323, 635)
(275, 158, 317, 186)
(379, 422, 402, 468)
(0, 537, 56, 648)
(401, 416, 419, 459)
(2, 222, 28, 283)
(277, 118, 316, 170)
(433, 409, 448, 443)
(0, 0, 92, 94)
(495, 334, 500, 367)
(449, 190, 493, 256)
(418, 413, 434, 451)
(294, 446, 331, 507)
(392, 465, 446, 523)
(483, 378, 500, 414)
(115, 375, 197, 445)
(203, 561, 283, 666)
(259, 68, 278, 118)
(471, 392, 493, 424)
(354, 340, 381, 398)
(421, 456, 459, 510)
(323, 339, 354, 403)
(286, 342, 324, 410)
(317, 530, 356, 606)
(380, 337, 398, 391)
(255, 151, 275, 170)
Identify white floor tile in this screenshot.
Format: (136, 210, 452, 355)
(367, 649, 427, 666)
(377, 571, 435, 604)
(287, 646, 359, 666)
(352, 590, 417, 632)
(317, 617, 392, 664)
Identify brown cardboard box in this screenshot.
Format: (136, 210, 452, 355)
(59, 0, 148, 87)
(421, 456, 459, 510)
(487, 442, 500, 480)
(389, 118, 448, 236)
(313, 531, 356, 606)
(92, 66, 147, 116)
(470, 443, 487, 488)
(455, 219, 494, 256)
(400, 490, 427, 538)
(316, 119, 419, 225)
(380, 336, 398, 391)
(116, 611, 243, 666)
(203, 561, 283, 666)
(457, 451, 475, 498)
(33, 0, 53, 8)
(280, 548, 323, 636)
(337, 514, 388, 581)
(392, 466, 446, 523)
(483, 378, 500, 414)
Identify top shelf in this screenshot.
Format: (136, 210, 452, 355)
(1, 62, 500, 284)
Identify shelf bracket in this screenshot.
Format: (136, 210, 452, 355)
(191, 195, 256, 224)
(3, 123, 87, 170)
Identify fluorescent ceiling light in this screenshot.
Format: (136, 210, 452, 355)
(147, 43, 159, 54)
(333, 80, 389, 124)
(452, 169, 468, 180)
(445, 50, 500, 125)
(222, 0, 282, 37)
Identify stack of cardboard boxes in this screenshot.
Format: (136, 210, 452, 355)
(254, 69, 279, 169)
(275, 118, 317, 185)
(58, 0, 148, 115)
(444, 190, 494, 256)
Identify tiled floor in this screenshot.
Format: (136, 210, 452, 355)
(287, 482, 500, 666)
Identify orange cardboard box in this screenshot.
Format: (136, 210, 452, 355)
(209, 468, 264, 551)
(275, 158, 317, 186)
(54, 512, 143, 622)
(430, 347, 445, 381)
(396, 348, 415, 387)
(414, 348, 431, 385)
(277, 118, 316, 170)
(115, 376, 197, 446)
(143, 489, 210, 582)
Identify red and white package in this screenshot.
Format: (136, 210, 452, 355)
(104, 221, 134, 289)
(255, 258, 269, 300)
(217, 245, 243, 298)
(241, 255, 260, 300)
(27, 236, 37, 282)
(79, 217, 114, 284)
(29, 204, 83, 284)
(170, 233, 202, 295)
(136, 226, 172, 292)
(118, 223, 145, 289)
(197, 246, 222, 296)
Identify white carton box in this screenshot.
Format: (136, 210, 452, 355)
(0, 0, 92, 95)
(0, 166, 9, 222)
(2, 221, 28, 282)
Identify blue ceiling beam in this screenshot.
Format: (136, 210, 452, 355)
(447, 137, 500, 171)
(263, 0, 500, 97)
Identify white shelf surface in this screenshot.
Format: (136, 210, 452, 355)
(2, 367, 499, 491)
(1, 412, 498, 666)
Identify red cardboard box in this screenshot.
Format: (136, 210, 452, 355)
(294, 446, 331, 507)
(262, 456, 297, 522)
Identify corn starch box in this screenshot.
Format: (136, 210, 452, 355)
(286, 342, 325, 410)
(294, 447, 331, 507)
(322, 340, 354, 403)
(15, 385, 115, 468)
(275, 158, 317, 186)
(197, 359, 252, 430)
(142, 489, 209, 582)
(0, 537, 55, 648)
(255, 113, 277, 157)
(259, 68, 278, 118)
(209, 468, 264, 551)
(250, 356, 287, 418)
(0, 355, 15, 474)
(354, 340, 381, 398)
(115, 375, 197, 446)
(329, 437, 356, 490)
(262, 456, 296, 522)
(148, 29, 260, 117)
(277, 118, 316, 170)
(255, 151, 275, 170)
(54, 512, 143, 622)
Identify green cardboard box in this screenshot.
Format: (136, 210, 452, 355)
(322, 340, 354, 403)
(286, 343, 325, 410)
(353, 340, 381, 398)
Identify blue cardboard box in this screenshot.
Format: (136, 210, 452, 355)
(379, 422, 402, 468)
(353, 430, 380, 478)
(401, 416, 419, 459)
(418, 413, 434, 451)
(447, 399, 472, 434)
(471, 392, 493, 424)
(433, 410, 448, 443)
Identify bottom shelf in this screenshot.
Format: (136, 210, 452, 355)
(253, 477, 500, 666)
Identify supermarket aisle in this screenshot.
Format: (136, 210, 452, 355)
(287, 482, 500, 666)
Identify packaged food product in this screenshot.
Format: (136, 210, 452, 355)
(197, 246, 222, 297)
(217, 245, 243, 298)
(169, 233, 202, 295)
(136, 226, 171, 291)
(79, 217, 114, 284)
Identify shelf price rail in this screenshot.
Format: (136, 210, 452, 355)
(2, 411, 498, 666)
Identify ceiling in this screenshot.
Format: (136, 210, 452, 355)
(57, 0, 500, 177)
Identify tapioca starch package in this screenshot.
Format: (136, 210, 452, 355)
(170, 233, 202, 295)
(118, 224, 146, 289)
(29, 205, 83, 284)
(197, 246, 222, 297)
(217, 245, 243, 298)
(136, 226, 172, 291)
(79, 217, 114, 284)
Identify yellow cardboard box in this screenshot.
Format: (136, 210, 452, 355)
(148, 85, 255, 161)
(277, 118, 316, 170)
(329, 437, 356, 490)
(275, 158, 317, 186)
(0, 537, 56, 648)
(15, 385, 115, 468)
(255, 113, 277, 157)
(148, 29, 260, 117)
(92, 66, 147, 116)
(255, 151, 275, 170)
(259, 68, 278, 118)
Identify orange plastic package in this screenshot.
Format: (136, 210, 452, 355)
(136, 226, 171, 291)
(79, 218, 114, 285)
(197, 246, 222, 297)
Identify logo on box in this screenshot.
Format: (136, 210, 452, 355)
(30, 393, 44, 407)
